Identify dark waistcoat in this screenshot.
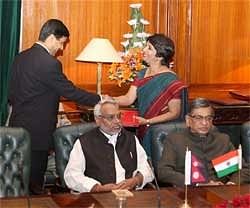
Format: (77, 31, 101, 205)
(79, 128, 137, 184)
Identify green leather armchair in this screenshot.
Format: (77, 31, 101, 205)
(53, 122, 96, 188)
(241, 121, 250, 163)
(151, 121, 186, 174)
(0, 127, 30, 197)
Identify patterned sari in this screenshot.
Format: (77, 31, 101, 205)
(132, 69, 186, 157)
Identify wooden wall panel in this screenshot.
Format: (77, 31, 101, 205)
(158, 0, 192, 83)
(190, 0, 250, 84)
(158, 0, 167, 34)
(162, 0, 250, 85)
(22, 0, 157, 88)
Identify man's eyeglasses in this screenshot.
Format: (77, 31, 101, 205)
(99, 112, 121, 122)
(189, 114, 214, 122)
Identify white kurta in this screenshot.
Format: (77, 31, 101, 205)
(64, 130, 154, 193)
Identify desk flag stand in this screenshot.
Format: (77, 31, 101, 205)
(180, 144, 243, 208)
(237, 144, 242, 196)
(180, 147, 191, 208)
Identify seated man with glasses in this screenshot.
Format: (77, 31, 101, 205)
(158, 97, 250, 187)
(64, 98, 154, 193)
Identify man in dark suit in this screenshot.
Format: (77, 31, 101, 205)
(8, 19, 101, 194)
(158, 98, 250, 187)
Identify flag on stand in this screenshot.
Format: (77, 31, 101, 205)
(185, 148, 207, 185)
(185, 148, 191, 185)
(212, 147, 242, 178)
(238, 144, 242, 170)
(191, 154, 207, 184)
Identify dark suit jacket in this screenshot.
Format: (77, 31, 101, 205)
(8, 43, 100, 151)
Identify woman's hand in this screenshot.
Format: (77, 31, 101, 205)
(135, 116, 149, 125)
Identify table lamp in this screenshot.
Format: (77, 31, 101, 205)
(76, 38, 122, 94)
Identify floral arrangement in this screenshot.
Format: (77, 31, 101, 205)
(109, 3, 150, 86)
(214, 194, 250, 208)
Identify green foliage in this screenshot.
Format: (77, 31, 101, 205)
(122, 3, 150, 53)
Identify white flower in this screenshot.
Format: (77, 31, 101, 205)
(130, 3, 142, 9)
(137, 32, 148, 38)
(143, 32, 151, 38)
(121, 40, 129, 48)
(140, 19, 150, 25)
(123, 33, 133, 39)
(133, 42, 143, 48)
(127, 19, 137, 26)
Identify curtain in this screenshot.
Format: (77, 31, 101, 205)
(0, 0, 21, 125)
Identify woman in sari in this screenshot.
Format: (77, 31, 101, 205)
(115, 34, 186, 157)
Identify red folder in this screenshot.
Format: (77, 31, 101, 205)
(120, 110, 139, 127)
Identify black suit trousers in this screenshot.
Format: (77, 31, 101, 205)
(30, 150, 48, 188)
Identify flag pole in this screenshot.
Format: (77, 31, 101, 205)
(184, 184, 188, 207)
(238, 144, 242, 195)
(238, 169, 241, 195)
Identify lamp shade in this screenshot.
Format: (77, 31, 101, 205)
(75, 38, 122, 63)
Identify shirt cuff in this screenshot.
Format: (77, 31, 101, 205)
(133, 171, 146, 190)
(79, 176, 101, 192)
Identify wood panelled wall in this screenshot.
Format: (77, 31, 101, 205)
(22, 0, 250, 94)
(190, 0, 250, 84)
(165, 0, 250, 85)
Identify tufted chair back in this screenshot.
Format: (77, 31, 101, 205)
(150, 122, 186, 174)
(241, 121, 250, 163)
(0, 127, 30, 197)
(53, 122, 96, 188)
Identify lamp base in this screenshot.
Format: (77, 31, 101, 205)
(97, 62, 102, 94)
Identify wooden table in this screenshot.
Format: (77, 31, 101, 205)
(1, 185, 249, 208)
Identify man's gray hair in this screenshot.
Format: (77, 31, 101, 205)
(93, 98, 118, 117)
(189, 97, 213, 114)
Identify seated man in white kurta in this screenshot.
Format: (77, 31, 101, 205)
(64, 98, 154, 193)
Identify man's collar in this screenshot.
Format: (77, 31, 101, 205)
(99, 128, 120, 139)
(35, 41, 50, 54)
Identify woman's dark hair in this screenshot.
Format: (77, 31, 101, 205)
(147, 34, 175, 67)
(38, 19, 70, 41)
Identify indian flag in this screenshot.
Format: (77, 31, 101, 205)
(212, 150, 240, 178)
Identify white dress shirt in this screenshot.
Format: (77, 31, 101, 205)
(64, 130, 154, 193)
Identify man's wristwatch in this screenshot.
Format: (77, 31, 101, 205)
(146, 119, 150, 127)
